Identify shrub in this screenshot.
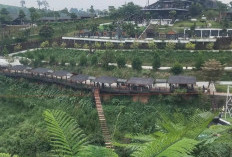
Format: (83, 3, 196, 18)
(61, 59, 66, 66)
(14, 44, 22, 51)
(152, 52, 161, 70)
(32, 58, 41, 67)
(118, 43, 124, 49)
(90, 55, 98, 65)
(52, 42, 58, 48)
(38, 53, 45, 61)
(132, 57, 142, 70)
(83, 44, 89, 49)
(105, 42, 114, 49)
(166, 42, 176, 50)
(2, 46, 9, 56)
(185, 42, 196, 50)
(49, 55, 56, 65)
(79, 54, 88, 66)
(171, 62, 183, 75)
(130, 41, 140, 49)
(94, 42, 101, 49)
(60, 42, 67, 48)
(117, 56, 126, 68)
(74, 43, 81, 48)
(19, 58, 30, 65)
(148, 41, 157, 50)
(40, 41, 49, 48)
(206, 43, 214, 50)
(70, 60, 76, 67)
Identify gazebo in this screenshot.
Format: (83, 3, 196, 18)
(70, 74, 89, 84)
(52, 70, 72, 80)
(94, 76, 118, 88)
(127, 77, 154, 91)
(168, 76, 196, 92)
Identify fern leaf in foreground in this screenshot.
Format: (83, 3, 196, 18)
(157, 138, 199, 157)
(0, 153, 18, 157)
(43, 110, 89, 156)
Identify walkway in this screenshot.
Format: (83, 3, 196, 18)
(93, 89, 113, 149)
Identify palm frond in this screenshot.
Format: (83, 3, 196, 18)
(156, 138, 199, 157)
(77, 145, 118, 157)
(43, 109, 89, 156)
(0, 153, 18, 157)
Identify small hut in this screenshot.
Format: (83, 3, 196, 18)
(31, 68, 53, 77)
(94, 76, 118, 88)
(70, 74, 89, 84)
(52, 70, 72, 80)
(168, 76, 196, 92)
(9, 65, 32, 74)
(127, 77, 154, 91)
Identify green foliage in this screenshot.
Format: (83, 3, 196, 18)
(94, 42, 101, 49)
(52, 42, 58, 48)
(90, 55, 98, 65)
(19, 58, 30, 65)
(49, 55, 56, 65)
(43, 110, 89, 156)
(130, 41, 140, 50)
(117, 56, 126, 68)
(40, 41, 49, 48)
(152, 52, 161, 70)
(0, 153, 18, 157)
(186, 42, 196, 50)
(39, 25, 54, 39)
(118, 43, 124, 49)
(77, 145, 118, 157)
(74, 43, 81, 49)
(83, 44, 89, 49)
(60, 42, 67, 48)
(195, 53, 204, 70)
(166, 42, 176, 50)
(1, 46, 9, 56)
(132, 57, 142, 70)
(206, 43, 214, 50)
(69, 60, 76, 67)
(171, 62, 183, 75)
(105, 42, 114, 49)
(148, 41, 157, 50)
(13, 44, 22, 52)
(79, 54, 88, 66)
(101, 51, 114, 69)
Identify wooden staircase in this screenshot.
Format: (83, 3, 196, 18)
(94, 88, 113, 149)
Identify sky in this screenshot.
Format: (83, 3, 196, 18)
(0, 0, 231, 11)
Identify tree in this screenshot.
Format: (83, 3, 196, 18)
(105, 42, 114, 49)
(117, 56, 126, 68)
(37, 0, 43, 9)
(130, 41, 140, 50)
(101, 51, 114, 69)
(189, 3, 203, 17)
(79, 54, 88, 66)
(202, 59, 224, 87)
(118, 43, 124, 49)
(195, 53, 204, 70)
(171, 62, 183, 75)
(39, 25, 54, 39)
(29, 7, 40, 23)
(169, 10, 176, 20)
(40, 41, 49, 48)
(18, 10, 26, 25)
(132, 57, 142, 70)
(43, 110, 118, 157)
(0, 8, 11, 24)
(1, 46, 9, 56)
(152, 52, 161, 70)
(90, 55, 98, 65)
(70, 13, 77, 20)
(89, 5, 95, 15)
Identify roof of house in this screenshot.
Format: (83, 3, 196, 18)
(94, 76, 118, 84)
(31, 68, 53, 74)
(155, 79, 167, 83)
(70, 74, 89, 82)
(168, 76, 196, 84)
(127, 77, 154, 86)
(53, 70, 72, 77)
(10, 65, 31, 71)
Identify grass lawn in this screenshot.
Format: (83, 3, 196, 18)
(215, 84, 228, 93)
(173, 20, 222, 28)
